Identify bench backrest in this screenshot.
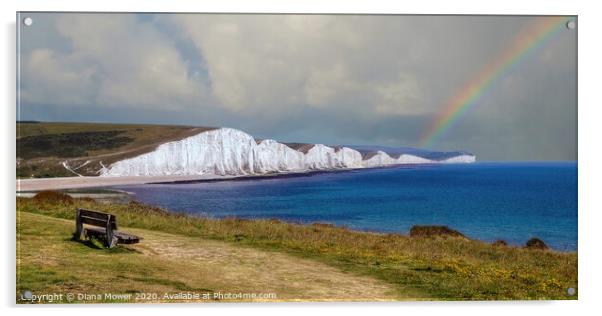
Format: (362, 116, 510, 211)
(77, 209, 117, 230)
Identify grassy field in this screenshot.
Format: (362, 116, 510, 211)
(16, 193, 578, 302)
(16, 122, 214, 178)
(18, 212, 401, 303)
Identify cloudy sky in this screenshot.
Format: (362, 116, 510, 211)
(17, 13, 576, 161)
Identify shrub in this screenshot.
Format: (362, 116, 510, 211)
(32, 191, 74, 205)
(409, 225, 465, 238)
(492, 239, 508, 247)
(525, 238, 549, 250)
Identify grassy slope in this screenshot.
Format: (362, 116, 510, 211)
(17, 212, 399, 303)
(17, 197, 578, 301)
(16, 122, 214, 178)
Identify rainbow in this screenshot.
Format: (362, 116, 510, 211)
(417, 16, 571, 148)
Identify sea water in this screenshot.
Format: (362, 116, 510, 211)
(117, 162, 577, 251)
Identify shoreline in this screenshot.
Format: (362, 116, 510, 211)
(16, 174, 577, 252)
(15, 164, 433, 192)
(15, 161, 574, 191)
(17, 189, 577, 252)
(17, 173, 242, 192)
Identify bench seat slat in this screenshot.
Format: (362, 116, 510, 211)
(84, 227, 142, 244)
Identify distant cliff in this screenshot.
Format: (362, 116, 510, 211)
(101, 128, 475, 177)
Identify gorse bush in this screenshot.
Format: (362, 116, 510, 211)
(32, 191, 74, 205)
(525, 238, 549, 250)
(409, 225, 466, 238)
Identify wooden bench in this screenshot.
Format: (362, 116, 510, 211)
(73, 208, 141, 248)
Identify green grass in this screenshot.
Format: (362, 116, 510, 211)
(17, 121, 197, 139)
(17, 194, 578, 301)
(16, 122, 215, 178)
(17, 212, 220, 303)
(17, 210, 401, 303)
(18, 130, 134, 159)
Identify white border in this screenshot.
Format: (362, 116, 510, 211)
(2, 0, 601, 315)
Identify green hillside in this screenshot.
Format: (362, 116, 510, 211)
(17, 193, 578, 302)
(16, 122, 214, 178)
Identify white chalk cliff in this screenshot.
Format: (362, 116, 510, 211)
(100, 128, 475, 177)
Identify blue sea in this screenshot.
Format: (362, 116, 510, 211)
(117, 162, 578, 251)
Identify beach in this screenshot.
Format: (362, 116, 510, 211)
(16, 167, 363, 192)
(16, 174, 235, 192)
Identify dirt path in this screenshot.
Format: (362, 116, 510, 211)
(125, 227, 399, 301)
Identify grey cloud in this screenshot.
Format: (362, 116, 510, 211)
(20, 13, 209, 109)
(17, 13, 576, 161)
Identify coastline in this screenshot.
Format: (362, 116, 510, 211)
(17, 162, 577, 252)
(15, 164, 432, 192)
(15, 162, 573, 192)
(16, 174, 239, 192)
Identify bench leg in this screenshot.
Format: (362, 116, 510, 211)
(106, 215, 116, 248)
(73, 209, 83, 240)
(108, 236, 118, 248)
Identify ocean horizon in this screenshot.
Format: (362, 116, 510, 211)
(116, 161, 578, 251)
